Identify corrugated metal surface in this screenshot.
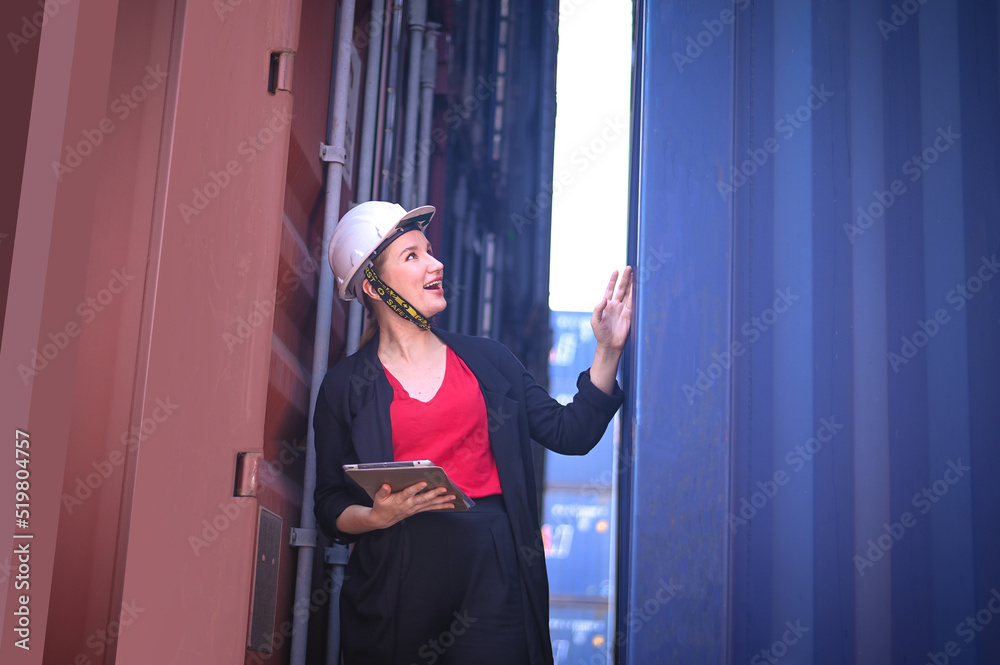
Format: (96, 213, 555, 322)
(619, 0, 735, 661)
(622, 0, 1000, 662)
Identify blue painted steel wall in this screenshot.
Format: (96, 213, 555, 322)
(619, 0, 736, 661)
(622, 0, 1000, 663)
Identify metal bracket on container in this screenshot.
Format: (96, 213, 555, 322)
(325, 545, 350, 566)
(289, 527, 317, 548)
(319, 143, 347, 164)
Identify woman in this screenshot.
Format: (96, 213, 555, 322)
(314, 201, 632, 665)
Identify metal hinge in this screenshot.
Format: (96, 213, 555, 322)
(234, 452, 262, 497)
(268, 50, 294, 94)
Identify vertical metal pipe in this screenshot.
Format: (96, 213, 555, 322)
(399, 0, 427, 209)
(463, 0, 478, 103)
(290, 1, 356, 664)
(323, 547, 348, 665)
(446, 174, 468, 333)
(416, 22, 440, 205)
(379, 0, 406, 201)
(355, 0, 386, 204)
(346, 0, 387, 358)
(331, 1, 387, 655)
(460, 208, 479, 335)
(479, 232, 496, 338)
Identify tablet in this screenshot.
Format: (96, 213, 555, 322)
(342, 460, 476, 511)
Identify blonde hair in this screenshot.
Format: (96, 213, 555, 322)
(358, 297, 379, 348)
(356, 251, 390, 349)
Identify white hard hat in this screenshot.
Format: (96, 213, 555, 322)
(328, 201, 435, 301)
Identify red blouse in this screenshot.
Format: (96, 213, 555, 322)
(383, 346, 502, 498)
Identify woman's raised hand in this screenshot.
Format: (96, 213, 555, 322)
(591, 266, 634, 353)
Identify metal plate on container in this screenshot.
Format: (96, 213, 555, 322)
(247, 508, 281, 652)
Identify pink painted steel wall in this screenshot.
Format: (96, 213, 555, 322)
(106, 0, 303, 662)
(42, 0, 178, 660)
(1, 0, 342, 662)
(1, 0, 128, 663)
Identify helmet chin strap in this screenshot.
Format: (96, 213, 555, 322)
(363, 264, 431, 331)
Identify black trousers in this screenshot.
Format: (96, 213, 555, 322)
(341, 495, 532, 665)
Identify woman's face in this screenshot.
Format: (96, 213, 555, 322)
(367, 229, 446, 317)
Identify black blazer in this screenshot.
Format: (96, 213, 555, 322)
(313, 327, 624, 665)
